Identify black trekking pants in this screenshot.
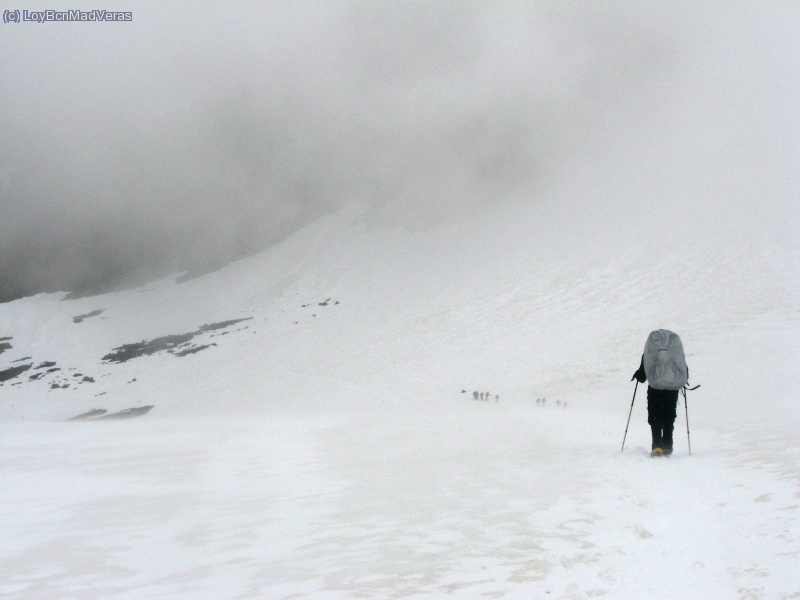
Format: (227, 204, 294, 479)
(647, 387, 679, 450)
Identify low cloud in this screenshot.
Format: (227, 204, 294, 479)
(1, 2, 797, 301)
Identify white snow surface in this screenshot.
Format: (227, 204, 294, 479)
(2, 190, 799, 599)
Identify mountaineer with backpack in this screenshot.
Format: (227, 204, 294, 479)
(631, 329, 690, 457)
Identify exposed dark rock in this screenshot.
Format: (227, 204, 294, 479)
(28, 372, 45, 381)
(103, 332, 196, 363)
(67, 405, 155, 421)
(36, 361, 57, 369)
(67, 409, 107, 421)
(98, 405, 154, 420)
(46, 367, 61, 373)
(0, 336, 11, 342)
(0, 342, 11, 354)
(81, 376, 95, 383)
(302, 298, 337, 309)
(198, 318, 251, 332)
(174, 344, 215, 357)
(103, 318, 251, 364)
(73, 309, 104, 324)
(12, 356, 32, 363)
(1, 364, 32, 382)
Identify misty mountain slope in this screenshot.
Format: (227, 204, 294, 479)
(2, 4, 799, 597)
(0, 189, 797, 424)
(1, 196, 799, 599)
(3, 0, 799, 421)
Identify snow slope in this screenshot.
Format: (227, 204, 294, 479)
(1, 180, 799, 598)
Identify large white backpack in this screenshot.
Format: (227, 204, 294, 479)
(643, 329, 689, 390)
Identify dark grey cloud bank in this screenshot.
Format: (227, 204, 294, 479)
(1, 2, 797, 301)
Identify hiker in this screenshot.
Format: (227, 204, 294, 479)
(473, 391, 479, 401)
(632, 329, 689, 457)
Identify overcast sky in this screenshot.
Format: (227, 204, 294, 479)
(1, 2, 798, 301)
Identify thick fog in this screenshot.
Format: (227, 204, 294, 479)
(1, 2, 797, 302)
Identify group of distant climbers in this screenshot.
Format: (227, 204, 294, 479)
(464, 392, 569, 408)
(536, 397, 567, 408)
(472, 390, 499, 402)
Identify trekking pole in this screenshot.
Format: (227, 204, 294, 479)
(621, 380, 638, 452)
(682, 388, 691, 455)
(683, 384, 699, 455)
